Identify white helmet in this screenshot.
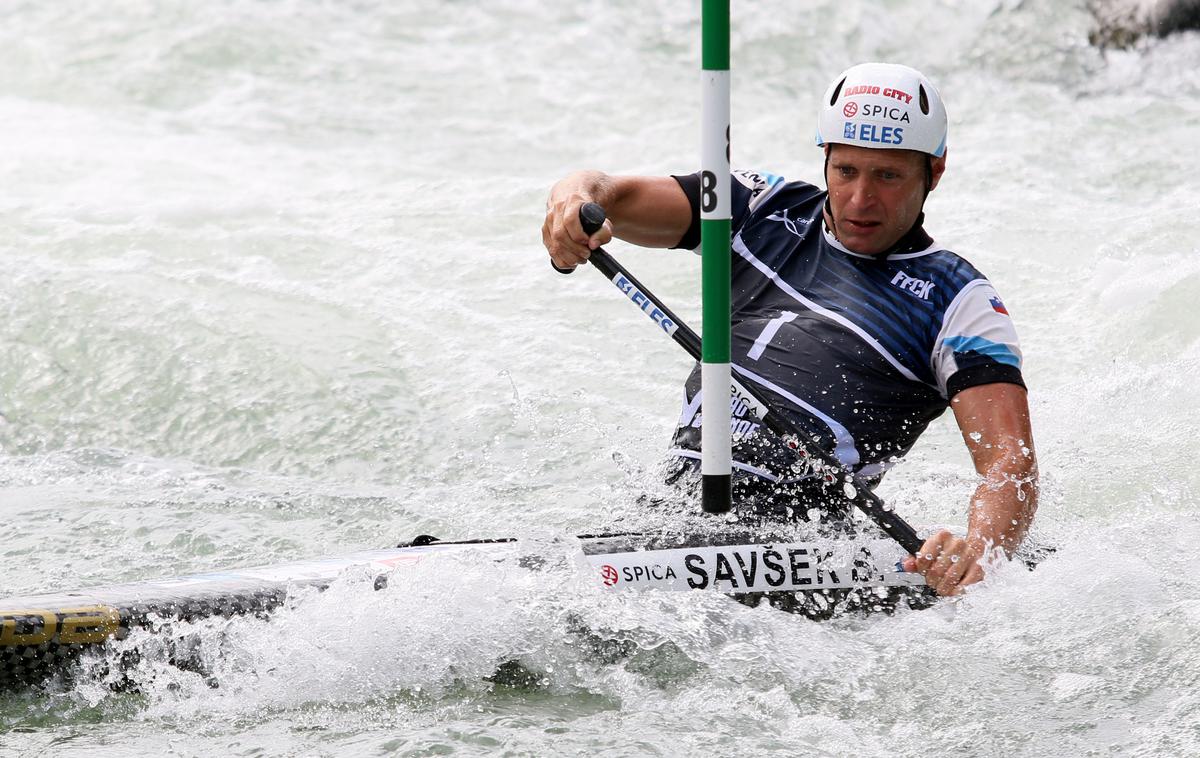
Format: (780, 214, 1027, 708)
(815, 63, 947, 157)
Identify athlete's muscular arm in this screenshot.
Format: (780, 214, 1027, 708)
(542, 171, 692, 270)
(903, 383, 1039, 596)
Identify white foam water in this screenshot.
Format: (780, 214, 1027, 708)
(2, 1, 1199, 754)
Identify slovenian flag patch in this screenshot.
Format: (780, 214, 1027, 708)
(989, 296, 1009, 315)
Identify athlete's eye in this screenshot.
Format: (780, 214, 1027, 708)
(880, 170, 900, 181)
(837, 166, 856, 178)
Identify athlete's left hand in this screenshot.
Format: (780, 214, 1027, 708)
(902, 530, 986, 596)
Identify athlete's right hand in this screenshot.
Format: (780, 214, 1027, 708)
(542, 193, 613, 271)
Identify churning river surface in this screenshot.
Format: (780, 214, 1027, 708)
(2, 1, 1199, 755)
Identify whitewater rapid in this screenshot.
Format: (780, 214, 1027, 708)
(2, 1, 1198, 755)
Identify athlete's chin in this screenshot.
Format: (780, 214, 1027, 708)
(838, 230, 890, 255)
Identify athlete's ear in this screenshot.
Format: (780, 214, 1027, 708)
(929, 150, 947, 192)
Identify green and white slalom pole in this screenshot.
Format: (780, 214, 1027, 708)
(700, 0, 732, 514)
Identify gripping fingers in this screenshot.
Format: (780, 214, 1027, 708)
(544, 229, 582, 270)
(908, 530, 953, 574)
(901, 530, 990, 596)
(905, 530, 988, 597)
(543, 200, 595, 269)
(932, 537, 971, 595)
(923, 537, 959, 592)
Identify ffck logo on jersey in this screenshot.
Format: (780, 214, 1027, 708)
(890, 271, 936, 300)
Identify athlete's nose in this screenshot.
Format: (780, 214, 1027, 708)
(845, 176, 876, 210)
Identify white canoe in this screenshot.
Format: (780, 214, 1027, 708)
(0, 532, 928, 689)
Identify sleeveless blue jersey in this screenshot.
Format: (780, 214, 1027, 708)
(669, 170, 1025, 484)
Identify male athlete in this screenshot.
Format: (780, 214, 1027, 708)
(541, 63, 1038, 596)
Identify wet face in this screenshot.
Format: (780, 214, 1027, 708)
(824, 144, 946, 255)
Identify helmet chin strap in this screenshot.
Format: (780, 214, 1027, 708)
(822, 151, 838, 237)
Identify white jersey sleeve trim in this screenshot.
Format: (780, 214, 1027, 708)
(930, 278, 1023, 398)
(732, 170, 787, 215)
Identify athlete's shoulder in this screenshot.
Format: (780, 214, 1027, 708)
(731, 171, 824, 215)
(732, 169, 785, 197)
(673, 170, 822, 249)
(890, 244, 991, 304)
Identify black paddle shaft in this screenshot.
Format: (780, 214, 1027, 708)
(558, 202, 924, 555)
